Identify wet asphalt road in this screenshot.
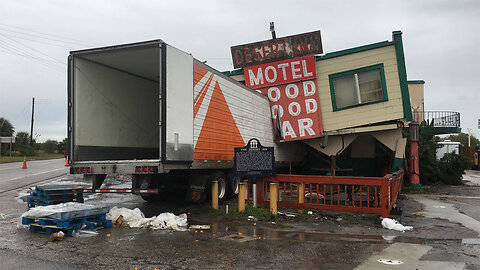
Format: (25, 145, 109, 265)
(0, 171, 479, 269)
(0, 159, 68, 193)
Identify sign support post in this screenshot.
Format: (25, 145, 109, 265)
(252, 177, 257, 207)
(233, 138, 276, 208)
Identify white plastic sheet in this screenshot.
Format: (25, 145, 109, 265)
(20, 202, 109, 220)
(107, 206, 188, 231)
(381, 218, 413, 232)
(72, 230, 99, 237)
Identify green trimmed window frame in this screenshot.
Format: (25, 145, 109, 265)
(328, 63, 388, 111)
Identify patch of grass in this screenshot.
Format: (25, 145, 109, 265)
(0, 153, 64, 164)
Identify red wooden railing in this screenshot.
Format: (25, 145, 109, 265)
(245, 170, 404, 218)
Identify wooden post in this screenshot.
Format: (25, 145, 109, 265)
(298, 182, 305, 214)
(243, 180, 249, 201)
(298, 183, 304, 204)
(238, 183, 246, 212)
(331, 156, 336, 176)
(270, 182, 278, 216)
(211, 181, 218, 210)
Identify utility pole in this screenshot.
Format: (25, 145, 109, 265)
(269, 22, 276, 39)
(468, 128, 471, 147)
(30, 97, 35, 146)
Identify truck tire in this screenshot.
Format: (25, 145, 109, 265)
(210, 172, 227, 203)
(227, 176, 242, 199)
(136, 175, 163, 202)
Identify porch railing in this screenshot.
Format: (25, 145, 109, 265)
(413, 111, 460, 127)
(245, 170, 404, 218)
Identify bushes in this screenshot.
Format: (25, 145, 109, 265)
(15, 144, 36, 156)
(438, 153, 472, 185)
(416, 134, 472, 185)
(41, 140, 58, 154)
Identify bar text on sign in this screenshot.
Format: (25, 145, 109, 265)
(244, 56, 323, 141)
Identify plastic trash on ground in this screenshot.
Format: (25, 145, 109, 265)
(189, 225, 210, 230)
(381, 218, 413, 232)
(107, 206, 188, 231)
(72, 230, 99, 237)
(49, 231, 64, 241)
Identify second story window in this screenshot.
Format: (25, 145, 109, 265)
(329, 64, 388, 111)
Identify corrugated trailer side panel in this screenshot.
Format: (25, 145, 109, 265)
(193, 62, 304, 162)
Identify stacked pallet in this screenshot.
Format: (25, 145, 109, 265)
(22, 203, 112, 236)
(27, 185, 84, 208)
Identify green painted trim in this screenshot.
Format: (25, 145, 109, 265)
(402, 126, 462, 135)
(407, 80, 425, 84)
(222, 40, 394, 76)
(421, 126, 462, 135)
(316, 41, 393, 61)
(392, 157, 403, 171)
(222, 69, 243, 76)
(393, 31, 413, 121)
(328, 63, 389, 111)
(224, 40, 394, 75)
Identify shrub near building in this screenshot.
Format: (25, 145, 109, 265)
(416, 134, 472, 185)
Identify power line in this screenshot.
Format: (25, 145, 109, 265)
(0, 43, 64, 73)
(0, 33, 65, 65)
(0, 32, 81, 49)
(0, 22, 100, 47)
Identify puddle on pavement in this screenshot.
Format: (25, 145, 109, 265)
(196, 222, 480, 246)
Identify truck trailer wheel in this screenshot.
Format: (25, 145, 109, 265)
(135, 175, 163, 202)
(227, 176, 242, 199)
(210, 172, 227, 203)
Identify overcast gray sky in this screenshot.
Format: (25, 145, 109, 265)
(0, 0, 479, 142)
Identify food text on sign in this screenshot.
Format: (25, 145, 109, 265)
(260, 80, 322, 140)
(243, 55, 323, 141)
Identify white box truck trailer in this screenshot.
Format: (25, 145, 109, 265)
(68, 40, 305, 201)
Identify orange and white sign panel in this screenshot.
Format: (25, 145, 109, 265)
(244, 56, 323, 141)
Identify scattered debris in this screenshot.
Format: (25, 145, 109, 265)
(247, 216, 257, 221)
(219, 234, 255, 242)
(336, 218, 343, 222)
(307, 211, 313, 215)
(113, 215, 126, 227)
(377, 259, 403, 265)
(305, 192, 324, 200)
(278, 211, 296, 217)
(72, 230, 99, 237)
(381, 235, 398, 243)
(107, 206, 187, 231)
(189, 225, 210, 230)
(381, 218, 413, 232)
(49, 231, 64, 242)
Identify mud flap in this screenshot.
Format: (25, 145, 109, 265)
(185, 177, 207, 203)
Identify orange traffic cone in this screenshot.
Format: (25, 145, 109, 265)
(22, 156, 27, 169)
(65, 157, 69, 167)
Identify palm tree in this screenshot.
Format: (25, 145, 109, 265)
(0, 118, 14, 136)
